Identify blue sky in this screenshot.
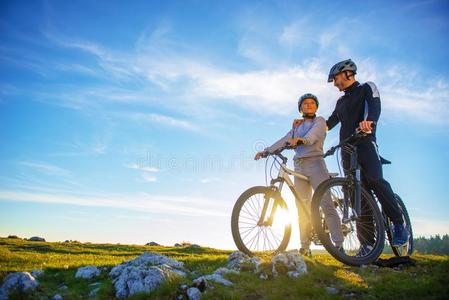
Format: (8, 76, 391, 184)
(1, 0, 448, 249)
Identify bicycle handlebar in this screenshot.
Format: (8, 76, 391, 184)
(323, 122, 377, 158)
(263, 140, 304, 163)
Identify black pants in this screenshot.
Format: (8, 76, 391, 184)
(342, 138, 403, 245)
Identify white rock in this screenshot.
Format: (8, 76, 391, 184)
(326, 286, 339, 294)
(187, 287, 202, 300)
(89, 287, 100, 297)
(287, 271, 302, 278)
(109, 252, 187, 298)
(53, 294, 63, 300)
(272, 250, 307, 277)
(89, 282, 101, 287)
(28, 236, 45, 242)
(226, 251, 261, 272)
(161, 264, 187, 277)
(75, 266, 101, 279)
(193, 274, 233, 287)
(31, 270, 44, 278)
(0, 272, 39, 300)
(146, 241, 160, 246)
(192, 278, 208, 290)
(213, 267, 239, 276)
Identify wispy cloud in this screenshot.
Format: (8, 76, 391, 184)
(199, 177, 221, 184)
(125, 161, 160, 183)
(18, 161, 70, 176)
(125, 163, 159, 173)
(120, 112, 200, 132)
(48, 136, 110, 157)
(125, 162, 159, 183)
(0, 189, 229, 217)
(26, 19, 449, 126)
(141, 173, 157, 183)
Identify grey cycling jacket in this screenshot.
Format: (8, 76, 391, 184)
(265, 116, 327, 159)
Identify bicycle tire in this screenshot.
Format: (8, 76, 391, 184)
(311, 177, 385, 266)
(231, 186, 291, 256)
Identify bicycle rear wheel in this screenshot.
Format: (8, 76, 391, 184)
(311, 178, 385, 266)
(385, 194, 414, 256)
(231, 186, 291, 256)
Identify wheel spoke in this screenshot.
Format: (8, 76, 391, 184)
(232, 189, 290, 255)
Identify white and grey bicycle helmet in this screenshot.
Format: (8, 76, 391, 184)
(298, 93, 319, 113)
(328, 59, 357, 82)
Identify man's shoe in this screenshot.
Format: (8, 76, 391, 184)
(392, 224, 409, 247)
(299, 248, 312, 257)
(355, 244, 374, 257)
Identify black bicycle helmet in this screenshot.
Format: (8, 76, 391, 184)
(328, 59, 357, 82)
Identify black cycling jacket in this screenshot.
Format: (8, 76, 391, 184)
(326, 81, 381, 141)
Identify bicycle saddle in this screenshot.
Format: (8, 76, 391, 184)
(380, 156, 391, 165)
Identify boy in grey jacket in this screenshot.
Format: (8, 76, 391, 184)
(255, 94, 344, 256)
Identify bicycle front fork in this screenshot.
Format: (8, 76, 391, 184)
(257, 185, 281, 226)
(343, 170, 362, 223)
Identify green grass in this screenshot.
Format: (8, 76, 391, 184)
(1, 237, 448, 299)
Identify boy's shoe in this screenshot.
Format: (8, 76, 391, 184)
(299, 248, 312, 257)
(392, 224, 409, 247)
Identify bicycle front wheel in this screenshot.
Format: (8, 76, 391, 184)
(311, 177, 385, 266)
(231, 186, 291, 256)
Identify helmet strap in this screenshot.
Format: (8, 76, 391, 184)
(302, 113, 316, 119)
(344, 71, 354, 81)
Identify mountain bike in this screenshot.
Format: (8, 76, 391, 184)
(231, 142, 331, 256)
(231, 130, 413, 266)
(311, 130, 413, 265)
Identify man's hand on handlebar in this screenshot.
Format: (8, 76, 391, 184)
(292, 118, 304, 129)
(358, 120, 375, 133)
(254, 151, 268, 160)
(287, 137, 304, 148)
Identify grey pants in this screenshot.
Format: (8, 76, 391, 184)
(294, 156, 344, 248)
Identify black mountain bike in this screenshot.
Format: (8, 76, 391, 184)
(311, 130, 413, 265)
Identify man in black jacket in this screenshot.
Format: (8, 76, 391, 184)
(295, 59, 409, 256)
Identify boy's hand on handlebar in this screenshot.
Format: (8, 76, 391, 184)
(254, 151, 268, 160)
(292, 118, 303, 129)
(358, 120, 374, 133)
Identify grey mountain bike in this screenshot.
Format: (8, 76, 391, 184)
(231, 143, 332, 257)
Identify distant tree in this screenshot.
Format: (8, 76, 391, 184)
(383, 234, 449, 255)
(413, 234, 449, 255)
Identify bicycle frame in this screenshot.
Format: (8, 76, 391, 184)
(257, 130, 366, 233)
(322, 130, 376, 225)
(257, 155, 311, 227)
(342, 143, 363, 223)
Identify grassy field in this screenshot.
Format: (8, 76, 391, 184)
(1, 237, 448, 299)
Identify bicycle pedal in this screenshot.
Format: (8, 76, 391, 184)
(312, 237, 322, 246)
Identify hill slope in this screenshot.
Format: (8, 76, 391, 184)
(1, 238, 448, 299)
